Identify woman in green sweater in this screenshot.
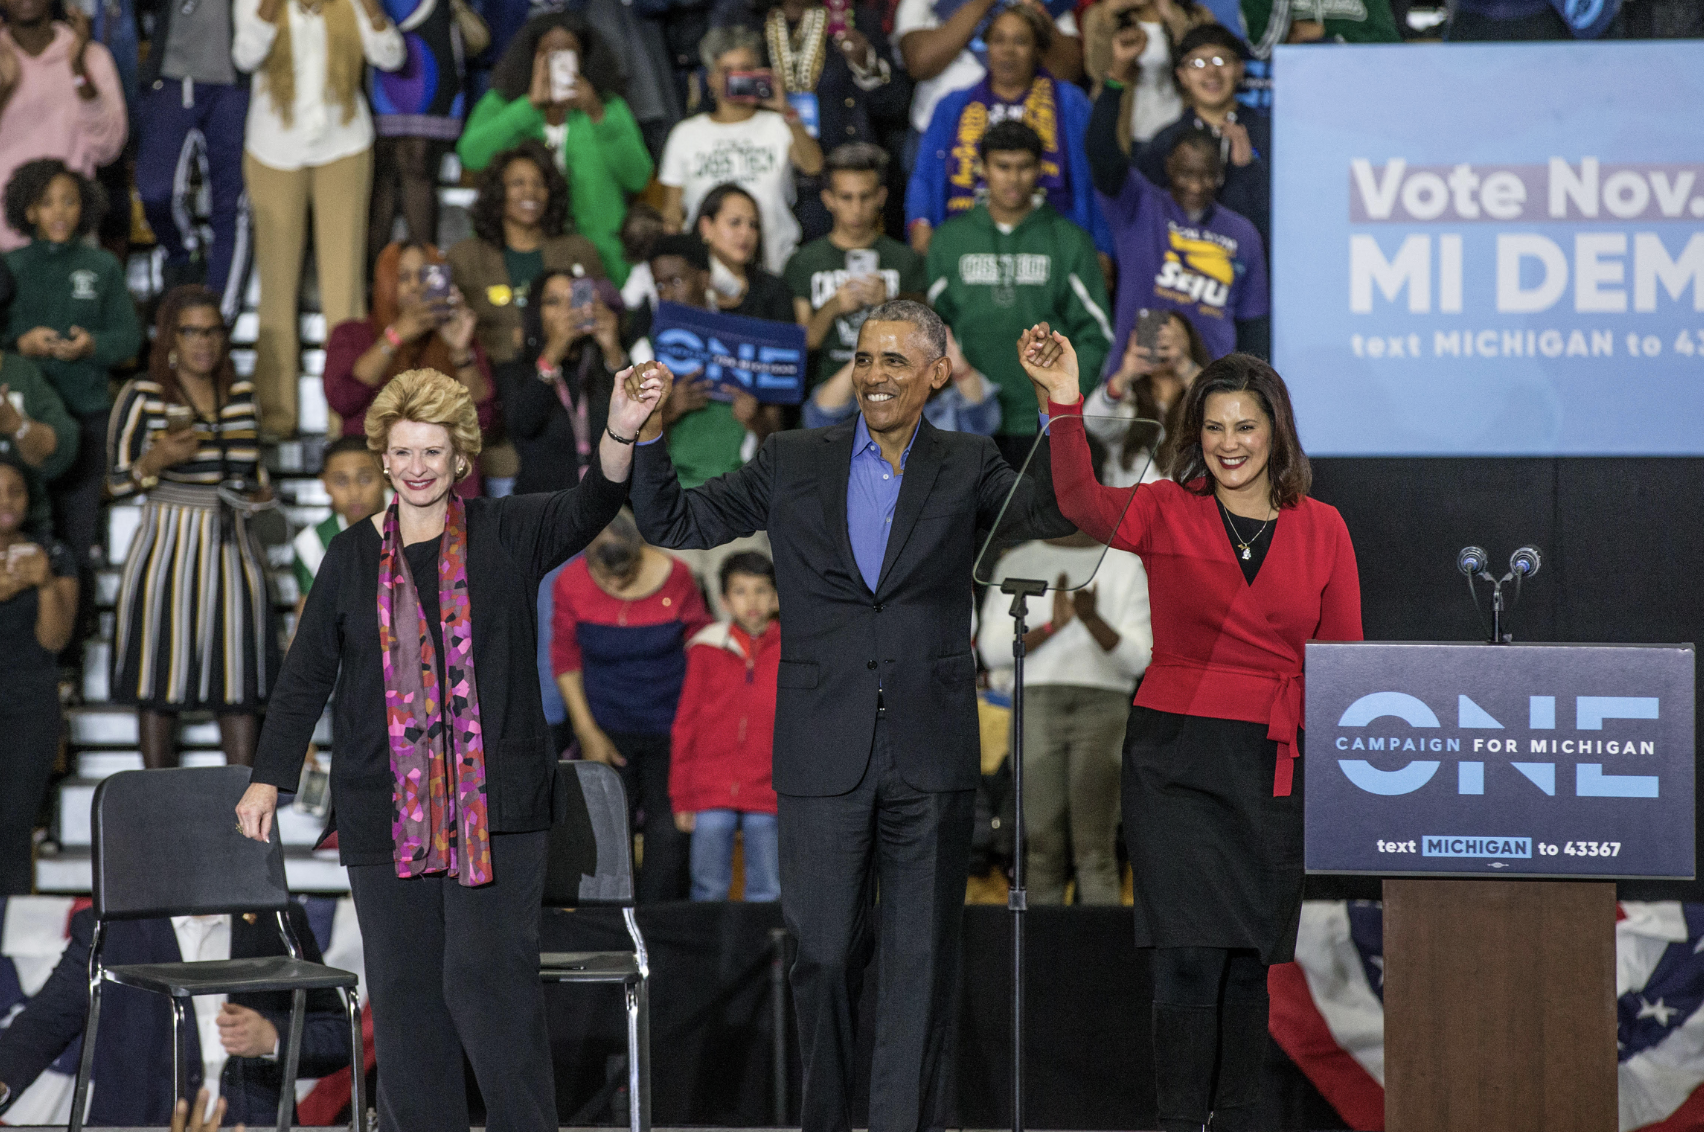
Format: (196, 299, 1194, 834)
(456, 10, 653, 286)
(2, 159, 141, 625)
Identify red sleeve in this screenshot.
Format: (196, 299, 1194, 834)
(1047, 400, 1156, 555)
(1316, 508, 1364, 643)
(669, 649, 707, 811)
(550, 563, 585, 675)
(323, 321, 380, 423)
(671, 561, 715, 638)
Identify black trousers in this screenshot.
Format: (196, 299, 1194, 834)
(778, 712, 976, 1132)
(347, 829, 554, 1132)
(607, 730, 691, 904)
(0, 690, 60, 893)
(48, 410, 108, 650)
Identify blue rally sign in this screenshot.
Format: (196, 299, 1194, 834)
(650, 301, 807, 405)
(1304, 642, 1695, 878)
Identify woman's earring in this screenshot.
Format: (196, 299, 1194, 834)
(455, 461, 468, 479)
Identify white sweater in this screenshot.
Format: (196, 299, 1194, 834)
(977, 542, 1152, 694)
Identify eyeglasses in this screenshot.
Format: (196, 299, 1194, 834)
(1182, 55, 1234, 70)
(176, 325, 226, 340)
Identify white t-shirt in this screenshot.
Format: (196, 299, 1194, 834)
(1130, 20, 1183, 143)
(977, 542, 1152, 693)
(658, 112, 801, 275)
(892, 0, 1080, 133)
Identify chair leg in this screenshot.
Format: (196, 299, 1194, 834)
(171, 997, 190, 1112)
(68, 981, 102, 1132)
(344, 987, 365, 1132)
(277, 988, 307, 1132)
(628, 973, 651, 1132)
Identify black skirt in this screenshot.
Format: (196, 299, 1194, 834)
(1121, 704, 1306, 965)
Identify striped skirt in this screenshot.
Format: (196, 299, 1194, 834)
(112, 483, 280, 711)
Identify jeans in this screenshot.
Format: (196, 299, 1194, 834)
(690, 809, 779, 901)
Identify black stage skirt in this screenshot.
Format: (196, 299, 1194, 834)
(1121, 705, 1305, 965)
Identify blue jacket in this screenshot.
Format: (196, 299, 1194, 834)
(906, 78, 1113, 257)
(0, 905, 350, 1126)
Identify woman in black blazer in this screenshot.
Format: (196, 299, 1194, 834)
(236, 365, 664, 1132)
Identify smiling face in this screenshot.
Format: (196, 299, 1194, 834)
(381, 420, 460, 509)
(697, 193, 760, 270)
(0, 465, 27, 537)
(27, 174, 82, 245)
(651, 253, 709, 309)
(173, 303, 227, 380)
(852, 319, 950, 437)
(500, 156, 549, 234)
(1176, 43, 1243, 112)
(1199, 390, 1273, 498)
(985, 10, 1040, 93)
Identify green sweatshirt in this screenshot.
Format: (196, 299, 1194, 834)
(2, 240, 142, 418)
(926, 204, 1113, 435)
(0, 351, 79, 533)
(456, 93, 655, 286)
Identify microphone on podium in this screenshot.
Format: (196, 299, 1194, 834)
(1510, 546, 1542, 579)
(1456, 546, 1488, 578)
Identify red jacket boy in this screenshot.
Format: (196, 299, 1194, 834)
(669, 619, 782, 816)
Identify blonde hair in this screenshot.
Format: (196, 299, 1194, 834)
(263, 0, 364, 129)
(365, 369, 484, 478)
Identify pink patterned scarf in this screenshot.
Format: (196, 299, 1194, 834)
(377, 495, 493, 886)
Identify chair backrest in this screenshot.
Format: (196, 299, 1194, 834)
(543, 760, 634, 908)
(92, 767, 290, 921)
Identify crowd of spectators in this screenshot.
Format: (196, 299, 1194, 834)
(0, 0, 1696, 901)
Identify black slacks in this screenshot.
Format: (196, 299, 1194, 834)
(0, 690, 60, 893)
(607, 729, 692, 903)
(347, 829, 554, 1132)
(778, 712, 976, 1132)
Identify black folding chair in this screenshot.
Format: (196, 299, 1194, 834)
(540, 760, 651, 1132)
(72, 766, 363, 1132)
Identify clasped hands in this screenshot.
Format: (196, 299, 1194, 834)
(1016, 322, 1083, 409)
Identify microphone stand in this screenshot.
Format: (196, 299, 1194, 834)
(999, 575, 1048, 1132)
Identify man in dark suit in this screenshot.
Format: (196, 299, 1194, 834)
(628, 300, 1071, 1132)
(0, 902, 350, 1125)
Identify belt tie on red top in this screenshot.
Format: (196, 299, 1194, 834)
(377, 494, 493, 885)
(1145, 652, 1304, 797)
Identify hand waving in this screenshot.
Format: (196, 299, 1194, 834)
(1016, 323, 1081, 409)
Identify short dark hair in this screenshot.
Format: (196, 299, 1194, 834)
(649, 233, 711, 272)
(323, 435, 379, 464)
(488, 10, 626, 103)
(862, 299, 947, 361)
(1167, 127, 1225, 175)
(470, 141, 570, 247)
(824, 142, 890, 181)
(719, 550, 775, 595)
(3, 159, 106, 241)
(979, 121, 1044, 162)
(620, 202, 667, 265)
(1170, 353, 1312, 509)
(1175, 24, 1251, 65)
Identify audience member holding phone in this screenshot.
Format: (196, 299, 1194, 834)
(323, 241, 497, 496)
(1083, 307, 1208, 485)
(658, 26, 824, 274)
(455, 11, 653, 285)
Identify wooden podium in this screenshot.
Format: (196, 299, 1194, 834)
(1382, 878, 1618, 1132)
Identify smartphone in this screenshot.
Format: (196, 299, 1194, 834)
(548, 49, 579, 103)
(421, 263, 453, 305)
(5, 390, 24, 420)
(1134, 308, 1167, 353)
(570, 276, 598, 330)
(6, 543, 37, 566)
(164, 404, 195, 433)
(725, 69, 776, 104)
(845, 248, 879, 279)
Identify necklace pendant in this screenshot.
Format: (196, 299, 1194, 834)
(1241, 547, 1251, 560)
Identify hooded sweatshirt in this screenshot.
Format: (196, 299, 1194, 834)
(0, 25, 128, 251)
(2, 239, 142, 416)
(670, 619, 781, 816)
(926, 203, 1113, 434)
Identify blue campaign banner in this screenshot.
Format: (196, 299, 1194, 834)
(650, 301, 807, 406)
(1304, 643, 1696, 878)
(1272, 42, 1704, 455)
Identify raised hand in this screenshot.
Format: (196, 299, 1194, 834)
(1016, 322, 1081, 407)
(609, 360, 669, 439)
(1109, 20, 1148, 85)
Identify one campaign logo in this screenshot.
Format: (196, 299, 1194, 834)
(1332, 690, 1661, 799)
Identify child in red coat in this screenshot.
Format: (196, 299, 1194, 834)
(669, 551, 782, 901)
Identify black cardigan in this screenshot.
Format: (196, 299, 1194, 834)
(251, 464, 629, 866)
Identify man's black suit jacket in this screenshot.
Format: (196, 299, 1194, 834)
(0, 903, 349, 1126)
(631, 416, 1072, 797)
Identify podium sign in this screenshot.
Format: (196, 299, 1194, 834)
(1305, 642, 1695, 879)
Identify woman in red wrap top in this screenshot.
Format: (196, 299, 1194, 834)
(1020, 325, 1361, 1132)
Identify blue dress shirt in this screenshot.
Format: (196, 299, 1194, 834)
(848, 415, 919, 593)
